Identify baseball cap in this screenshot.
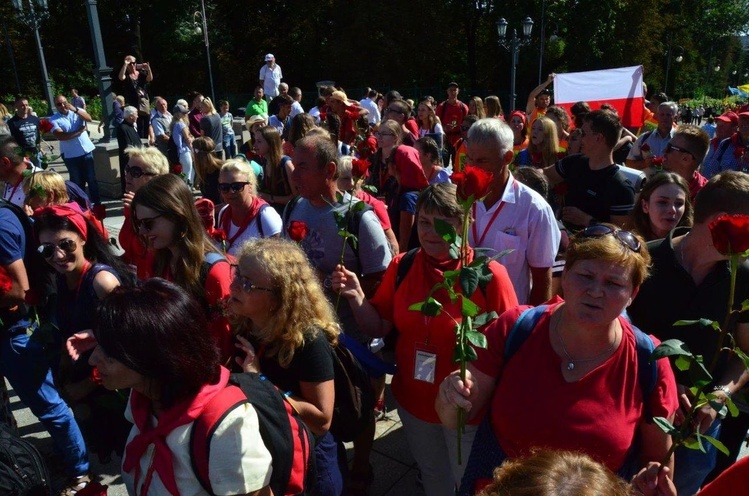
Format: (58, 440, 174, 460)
(172, 104, 188, 115)
(738, 112, 749, 120)
(716, 111, 739, 126)
(447, 82, 459, 89)
(264, 53, 274, 62)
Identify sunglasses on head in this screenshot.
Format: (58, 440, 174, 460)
(665, 143, 695, 159)
(135, 214, 163, 232)
(230, 266, 275, 293)
(581, 225, 641, 252)
(125, 165, 157, 179)
(38, 238, 77, 259)
(217, 182, 249, 193)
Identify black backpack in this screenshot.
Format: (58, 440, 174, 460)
(0, 423, 52, 496)
(329, 337, 375, 442)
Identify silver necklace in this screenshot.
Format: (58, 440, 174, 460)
(554, 311, 619, 371)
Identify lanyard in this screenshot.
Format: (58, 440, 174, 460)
(471, 180, 517, 246)
(4, 177, 22, 203)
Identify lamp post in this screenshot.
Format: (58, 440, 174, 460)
(664, 45, 683, 97)
(193, 0, 216, 103)
(11, 0, 54, 115)
(84, 0, 114, 142)
(497, 16, 534, 113)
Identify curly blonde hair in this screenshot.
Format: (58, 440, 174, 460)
(234, 238, 340, 367)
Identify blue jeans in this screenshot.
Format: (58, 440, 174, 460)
(674, 417, 722, 495)
(313, 431, 343, 496)
(64, 152, 100, 204)
(0, 321, 89, 477)
(223, 133, 237, 159)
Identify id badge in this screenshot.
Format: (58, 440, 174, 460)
(414, 343, 438, 383)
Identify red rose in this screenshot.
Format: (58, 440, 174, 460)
(92, 204, 107, 221)
(90, 367, 103, 385)
(172, 164, 183, 174)
(39, 118, 54, 134)
(211, 228, 227, 243)
(451, 166, 493, 203)
(351, 159, 371, 179)
(709, 214, 749, 256)
(553, 182, 569, 196)
(651, 157, 664, 167)
(0, 266, 12, 295)
(641, 143, 651, 152)
(287, 221, 309, 242)
(357, 136, 377, 159)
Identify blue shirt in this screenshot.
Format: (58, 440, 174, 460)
(50, 110, 95, 158)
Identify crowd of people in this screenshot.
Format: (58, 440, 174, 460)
(2, 53, 749, 496)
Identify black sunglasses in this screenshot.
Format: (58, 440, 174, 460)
(125, 165, 157, 179)
(135, 214, 163, 232)
(230, 265, 275, 293)
(38, 238, 77, 259)
(665, 143, 695, 159)
(217, 182, 249, 193)
(581, 225, 641, 252)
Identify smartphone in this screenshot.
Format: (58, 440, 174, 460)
(135, 63, 145, 70)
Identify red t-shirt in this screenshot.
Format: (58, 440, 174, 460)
(393, 145, 429, 191)
(436, 101, 469, 146)
(404, 117, 419, 138)
(369, 250, 518, 423)
(472, 300, 678, 472)
(700, 455, 749, 495)
(119, 207, 154, 280)
(356, 190, 392, 231)
(689, 171, 708, 202)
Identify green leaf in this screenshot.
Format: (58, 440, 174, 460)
(468, 255, 489, 268)
(443, 270, 460, 287)
(650, 339, 694, 362)
(409, 297, 443, 317)
(348, 234, 358, 249)
(688, 358, 713, 386)
(338, 229, 349, 239)
(461, 296, 480, 317)
(735, 348, 749, 372)
(459, 267, 479, 297)
(464, 344, 478, 362)
(434, 218, 458, 244)
(740, 299, 749, 313)
(352, 200, 367, 212)
(674, 355, 692, 372)
(653, 416, 680, 436)
(473, 311, 498, 328)
(701, 434, 730, 456)
(683, 434, 706, 453)
(335, 191, 344, 203)
(725, 395, 740, 417)
(361, 184, 378, 194)
(673, 319, 720, 331)
(707, 397, 729, 418)
(466, 330, 487, 349)
(490, 249, 514, 261)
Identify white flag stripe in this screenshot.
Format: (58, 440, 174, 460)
(554, 66, 644, 103)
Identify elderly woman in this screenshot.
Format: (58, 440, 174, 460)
(86, 279, 273, 495)
(333, 183, 518, 496)
(216, 159, 282, 256)
(116, 106, 142, 192)
(436, 225, 678, 495)
(118, 146, 169, 279)
(231, 238, 342, 496)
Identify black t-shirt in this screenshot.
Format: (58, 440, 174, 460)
(256, 328, 335, 397)
(628, 227, 749, 384)
(199, 114, 224, 152)
(613, 141, 633, 165)
(555, 153, 635, 229)
(8, 115, 40, 151)
(122, 72, 149, 107)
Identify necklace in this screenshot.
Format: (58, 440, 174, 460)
(554, 310, 620, 371)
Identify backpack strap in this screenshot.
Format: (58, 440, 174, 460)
(395, 248, 419, 291)
(282, 195, 302, 229)
(503, 305, 549, 361)
(632, 324, 658, 420)
(257, 203, 267, 238)
(190, 385, 248, 495)
(715, 137, 733, 163)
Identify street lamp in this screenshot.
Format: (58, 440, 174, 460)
(193, 0, 216, 103)
(497, 16, 534, 112)
(11, 0, 54, 115)
(664, 45, 683, 97)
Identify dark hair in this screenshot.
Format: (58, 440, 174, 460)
(694, 171, 749, 223)
(584, 110, 621, 148)
(288, 113, 317, 146)
(651, 92, 669, 105)
(315, 96, 326, 107)
(632, 172, 693, 240)
(277, 94, 293, 107)
(570, 101, 591, 129)
(33, 212, 133, 287)
(514, 166, 550, 201)
(324, 113, 342, 142)
(218, 99, 229, 107)
(545, 106, 570, 132)
(415, 136, 441, 165)
(297, 133, 338, 175)
(289, 87, 301, 98)
(367, 88, 378, 99)
(0, 135, 24, 167)
(385, 90, 402, 105)
(93, 278, 220, 409)
(14, 96, 29, 104)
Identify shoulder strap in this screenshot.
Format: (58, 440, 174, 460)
(282, 195, 302, 229)
(503, 305, 549, 361)
(639, 130, 653, 145)
(190, 385, 248, 495)
(200, 251, 228, 289)
(715, 138, 732, 162)
(395, 248, 419, 291)
(257, 203, 267, 238)
(631, 324, 657, 419)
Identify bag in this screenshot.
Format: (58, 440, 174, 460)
(0, 422, 52, 496)
(138, 97, 150, 117)
(191, 373, 315, 496)
(329, 336, 375, 442)
(167, 133, 180, 166)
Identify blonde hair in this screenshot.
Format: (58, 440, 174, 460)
(200, 97, 217, 115)
(221, 158, 258, 195)
(234, 238, 340, 367)
(192, 137, 224, 187)
(529, 116, 560, 168)
(125, 146, 169, 175)
(256, 126, 289, 196)
(22, 171, 69, 204)
(470, 96, 486, 119)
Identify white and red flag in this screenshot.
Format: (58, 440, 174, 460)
(553, 65, 645, 128)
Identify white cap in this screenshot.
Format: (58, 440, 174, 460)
(264, 53, 274, 61)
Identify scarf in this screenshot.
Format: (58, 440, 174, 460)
(122, 366, 230, 496)
(220, 196, 269, 246)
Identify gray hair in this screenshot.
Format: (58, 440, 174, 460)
(466, 118, 514, 158)
(659, 101, 679, 115)
(123, 106, 138, 119)
(279, 82, 289, 91)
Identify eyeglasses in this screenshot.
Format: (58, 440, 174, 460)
(581, 225, 641, 252)
(386, 108, 405, 114)
(38, 238, 77, 259)
(55, 102, 66, 107)
(665, 143, 695, 159)
(124, 165, 157, 179)
(135, 214, 163, 232)
(374, 132, 395, 138)
(217, 182, 249, 193)
(230, 267, 275, 293)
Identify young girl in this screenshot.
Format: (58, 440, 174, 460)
(515, 116, 559, 168)
(415, 136, 451, 185)
(254, 125, 295, 214)
(632, 172, 692, 241)
(417, 99, 445, 149)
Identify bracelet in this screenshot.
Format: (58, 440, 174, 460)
(711, 385, 732, 399)
(74, 107, 79, 113)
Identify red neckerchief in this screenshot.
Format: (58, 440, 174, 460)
(731, 133, 746, 159)
(220, 196, 268, 245)
(123, 366, 230, 496)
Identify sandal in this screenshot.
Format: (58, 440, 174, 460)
(57, 474, 91, 496)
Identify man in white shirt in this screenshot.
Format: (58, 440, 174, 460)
(259, 53, 283, 99)
(289, 87, 304, 118)
(466, 118, 560, 305)
(360, 88, 381, 126)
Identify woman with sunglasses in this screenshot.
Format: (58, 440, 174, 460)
(132, 173, 234, 363)
(254, 125, 295, 214)
(436, 225, 678, 495)
(34, 203, 133, 464)
(632, 172, 692, 241)
(216, 159, 282, 256)
(230, 238, 342, 496)
(118, 146, 168, 279)
(192, 136, 224, 205)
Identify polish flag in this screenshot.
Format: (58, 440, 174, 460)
(553, 65, 645, 128)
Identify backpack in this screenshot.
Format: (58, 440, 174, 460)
(167, 132, 179, 165)
(190, 372, 315, 496)
(0, 423, 52, 496)
(329, 335, 376, 442)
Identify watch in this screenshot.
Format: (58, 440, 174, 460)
(711, 385, 732, 399)
(73, 107, 80, 113)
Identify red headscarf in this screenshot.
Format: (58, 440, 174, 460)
(33, 203, 88, 240)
